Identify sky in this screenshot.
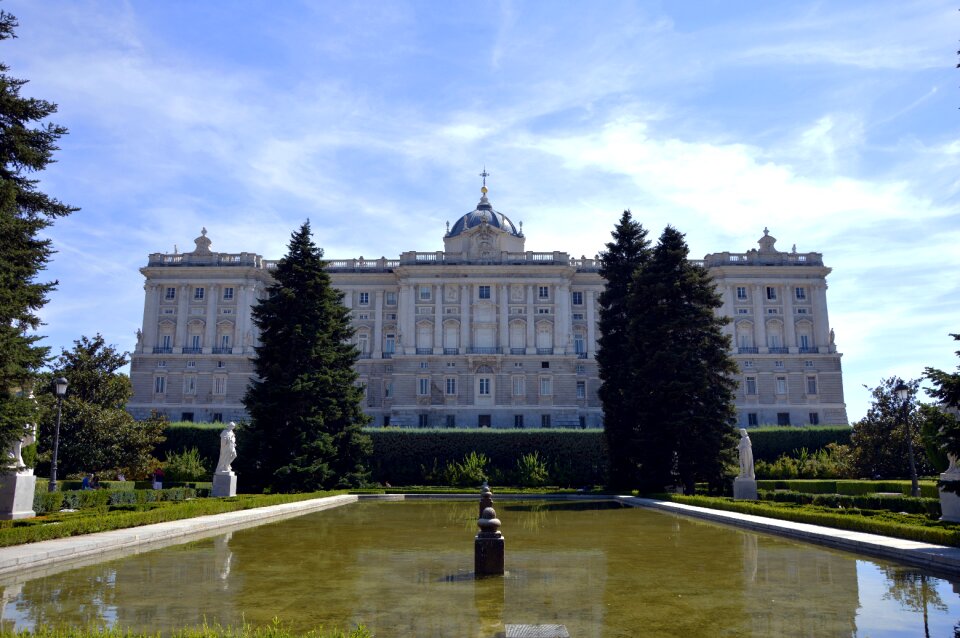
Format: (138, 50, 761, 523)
(5, 0, 959, 422)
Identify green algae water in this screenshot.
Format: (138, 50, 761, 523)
(2, 500, 958, 637)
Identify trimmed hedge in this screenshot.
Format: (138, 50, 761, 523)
(366, 428, 609, 486)
(669, 494, 960, 547)
(746, 426, 851, 461)
(158, 423, 223, 468)
(756, 479, 939, 499)
(32, 487, 199, 515)
(759, 489, 941, 516)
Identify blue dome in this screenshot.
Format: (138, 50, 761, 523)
(447, 194, 522, 238)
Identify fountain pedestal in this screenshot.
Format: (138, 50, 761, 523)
(212, 471, 237, 497)
(0, 473, 36, 520)
(475, 484, 504, 577)
(939, 472, 960, 522)
(733, 477, 757, 500)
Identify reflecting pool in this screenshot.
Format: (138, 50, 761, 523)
(2, 500, 959, 637)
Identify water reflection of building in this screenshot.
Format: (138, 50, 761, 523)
(741, 533, 858, 636)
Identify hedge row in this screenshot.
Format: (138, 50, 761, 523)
(758, 489, 941, 517)
(746, 426, 851, 460)
(756, 479, 939, 499)
(32, 487, 199, 515)
(669, 494, 960, 547)
(158, 423, 223, 468)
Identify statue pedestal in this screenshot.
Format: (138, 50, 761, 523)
(939, 473, 960, 522)
(475, 534, 504, 577)
(212, 471, 237, 498)
(0, 473, 36, 520)
(733, 477, 758, 501)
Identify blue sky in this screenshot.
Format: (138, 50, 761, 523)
(7, 0, 958, 422)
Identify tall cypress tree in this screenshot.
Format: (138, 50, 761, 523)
(597, 210, 650, 489)
(626, 226, 738, 493)
(241, 222, 371, 492)
(0, 10, 77, 461)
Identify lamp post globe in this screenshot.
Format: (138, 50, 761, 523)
(893, 380, 920, 498)
(48, 377, 68, 493)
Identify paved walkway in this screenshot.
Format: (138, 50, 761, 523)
(618, 496, 960, 576)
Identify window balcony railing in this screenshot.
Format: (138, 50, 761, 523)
(536, 348, 554, 355)
(737, 347, 759, 354)
(358, 352, 372, 359)
(382, 352, 393, 359)
(768, 347, 789, 354)
(510, 348, 526, 355)
(416, 348, 432, 355)
(182, 347, 203, 354)
(152, 347, 173, 354)
(443, 348, 459, 355)
(212, 347, 233, 355)
(576, 352, 588, 359)
(467, 347, 502, 355)
(799, 347, 819, 354)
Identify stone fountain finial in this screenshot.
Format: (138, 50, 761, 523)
(475, 482, 504, 576)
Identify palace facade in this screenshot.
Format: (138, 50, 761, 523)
(128, 187, 848, 427)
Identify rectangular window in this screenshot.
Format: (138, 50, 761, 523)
(777, 412, 791, 426)
(157, 360, 166, 368)
(193, 287, 205, 301)
(576, 364, 585, 374)
(419, 286, 431, 301)
(186, 360, 196, 368)
(190, 335, 201, 350)
(804, 360, 814, 368)
(747, 413, 758, 426)
(418, 378, 429, 396)
(538, 286, 549, 299)
(512, 376, 525, 396)
(445, 415, 455, 428)
(418, 414, 429, 428)
(212, 413, 223, 423)
(384, 381, 393, 399)
(514, 414, 524, 429)
(745, 376, 757, 395)
(795, 287, 806, 300)
(478, 285, 491, 299)
(165, 287, 176, 300)
(776, 376, 787, 394)
(220, 335, 230, 349)
(479, 378, 491, 396)
(576, 380, 586, 399)
(742, 360, 754, 368)
(359, 292, 370, 305)
(775, 360, 784, 368)
(809, 412, 820, 425)
(539, 377, 552, 396)
(385, 292, 397, 306)
(737, 308, 749, 315)
(736, 287, 747, 300)
(385, 334, 395, 354)
(537, 308, 551, 314)
(419, 361, 429, 369)
(571, 291, 583, 305)
(806, 376, 818, 395)
(766, 286, 777, 300)
(767, 308, 778, 315)
(217, 360, 226, 368)
(572, 313, 585, 320)
(796, 308, 808, 314)
(181, 412, 194, 422)
(154, 376, 166, 394)
(541, 361, 550, 369)
(541, 414, 551, 428)
(223, 287, 234, 300)
(213, 377, 226, 395)
(579, 416, 586, 429)
(183, 376, 196, 395)
(445, 377, 457, 396)
(800, 335, 810, 349)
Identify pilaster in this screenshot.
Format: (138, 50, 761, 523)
(204, 284, 218, 353)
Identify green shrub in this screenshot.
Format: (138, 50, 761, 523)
(164, 447, 209, 482)
(158, 423, 222, 470)
(32, 487, 198, 515)
(759, 489, 941, 516)
(443, 452, 489, 487)
(747, 426, 852, 462)
(755, 479, 939, 498)
(514, 451, 550, 487)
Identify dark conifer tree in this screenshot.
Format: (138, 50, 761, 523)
(597, 210, 650, 489)
(0, 11, 77, 460)
(241, 222, 371, 492)
(625, 226, 738, 493)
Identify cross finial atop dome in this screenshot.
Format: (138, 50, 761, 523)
(479, 166, 490, 196)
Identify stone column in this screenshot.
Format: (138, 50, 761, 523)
(585, 290, 597, 356)
(525, 285, 535, 354)
(141, 284, 160, 352)
(498, 285, 509, 352)
(782, 283, 796, 349)
(752, 285, 766, 351)
(174, 284, 190, 349)
(204, 284, 218, 353)
(373, 290, 384, 359)
(433, 285, 443, 353)
(555, 283, 571, 355)
(460, 284, 471, 353)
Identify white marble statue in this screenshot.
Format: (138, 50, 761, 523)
(7, 422, 36, 475)
(215, 422, 237, 474)
(738, 428, 755, 480)
(943, 452, 960, 479)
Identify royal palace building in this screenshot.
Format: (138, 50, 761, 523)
(128, 186, 848, 428)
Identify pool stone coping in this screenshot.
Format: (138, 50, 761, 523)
(1, 492, 958, 580)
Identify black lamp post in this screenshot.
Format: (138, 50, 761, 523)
(48, 376, 68, 493)
(894, 381, 920, 498)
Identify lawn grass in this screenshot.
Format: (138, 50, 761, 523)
(0, 621, 372, 638)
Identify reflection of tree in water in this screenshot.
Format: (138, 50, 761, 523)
(12, 567, 119, 630)
(882, 567, 948, 638)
